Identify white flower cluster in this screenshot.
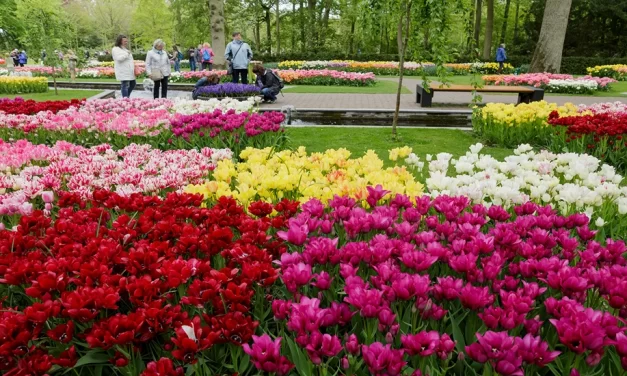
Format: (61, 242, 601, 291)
(414, 144, 627, 223)
(547, 79, 599, 94)
(170, 97, 259, 115)
(77, 69, 101, 78)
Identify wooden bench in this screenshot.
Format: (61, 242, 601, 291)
(416, 84, 544, 107)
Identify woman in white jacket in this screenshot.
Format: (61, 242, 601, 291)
(145, 39, 172, 99)
(112, 35, 136, 98)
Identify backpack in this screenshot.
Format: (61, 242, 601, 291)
(270, 70, 284, 90)
(202, 49, 211, 61)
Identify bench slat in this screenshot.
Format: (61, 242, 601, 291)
(428, 84, 535, 93)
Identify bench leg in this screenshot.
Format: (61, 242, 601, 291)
(531, 88, 544, 102)
(417, 87, 433, 107)
(517, 93, 531, 104)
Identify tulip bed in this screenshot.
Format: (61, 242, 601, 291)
(3, 94, 627, 376)
(0, 98, 285, 155)
(483, 74, 617, 94)
(473, 101, 627, 172)
(276, 61, 515, 75)
(587, 64, 627, 81)
(195, 83, 261, 98)
(0, 97, 84, 115)
(0, 76, 48, 94)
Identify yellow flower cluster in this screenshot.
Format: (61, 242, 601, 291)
(586, 64, 627, 80)
(98, 60, 144, 68)
(479, 101, 582, 126)
(389, 147, 413, 161)
(0, 76, 48, 94)
(186, 147, 424, 204)
(278, 60, 306, 69)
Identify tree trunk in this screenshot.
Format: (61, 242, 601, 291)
(529, 0, 573, 73)
(499, 0, 511, 44)
(208, 0, 226, 68)
(513, 0, 520, 45)
(264, 6, 272, 55)
(482, 0, 493, 60)
(255, 17, 261, 47)
(307, 0, 316, 49)
(320, 0, 332, 47)
(473, 0, 482, 51)
(299, 0, 305, 52)
(276, 0, 280, 55)
(392, 0, 412, 140)
(292, 0, 296, 50)
(349, 19, 356, 54)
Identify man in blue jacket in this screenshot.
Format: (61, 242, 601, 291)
(496, 44, 507, 74)
(225, 32, 253, 84)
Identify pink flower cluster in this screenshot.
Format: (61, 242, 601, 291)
(276, 69, 376, 85)
(264, 187, 627, 375)
(483, 73, 574, 87)
(170, 110, 285, 138)
(0, 107, 172, 136)
(483, 73, 617, 89)
(0, 139, 232, 216)
(579, 101, 627, 115)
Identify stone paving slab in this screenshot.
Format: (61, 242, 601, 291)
(260, 77, 626, 110)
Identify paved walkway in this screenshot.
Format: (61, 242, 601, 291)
(116, 77, 625, 109)
(260, 77, 626, 110)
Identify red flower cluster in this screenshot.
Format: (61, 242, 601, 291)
(0, 97, 84, 115)
(548, 110, 627, 171)
(0, 191, 298, 375)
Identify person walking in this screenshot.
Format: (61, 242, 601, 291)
(225, 32, 253, 84)
(496, 44, 507, 74)
(145, 39, 171, 99)
(18, 50, 27, 67)
(66, 50, 78, 83)
(188, 46, 197, 71)
(200, 43, 214, 71)
(172, 45, 182, 73)
(112, 34, 136, 98)
(195, 44, 203, 71)
(252, 64, 281, 104)
(10, 49, 19, 67)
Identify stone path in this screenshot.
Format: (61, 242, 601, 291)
(260, 77, 626, 110)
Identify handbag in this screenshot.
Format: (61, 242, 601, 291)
(151, 68, 164, 81)
(149, 52, 165, 81)
(227, 43, 244, 75)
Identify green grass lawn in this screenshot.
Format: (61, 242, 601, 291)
(51, 77, 120, 83)
(1, 89, 104, 101)
(286, 127, 512, 165)
(283, 80, 411, 94)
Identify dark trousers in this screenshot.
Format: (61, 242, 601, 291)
(120, 79, 136, 98)
(153, 76, 169, 99)
(498, 61, 504, 73)
(190, 59, 197, 71)
(232, 69, 248, 84)
(202, 62, 212, 71)
(261, 88, 278, 101)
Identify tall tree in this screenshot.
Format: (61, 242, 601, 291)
(276, 0, 281, 55)
(209, 0, 226, 68)
(92, 0, 136, 48)
(392, 0, 412, 140)
(16, 0, 69, 94)
(499, 0, 511, 44)
(529, 0, 573, 73)
(473, 0, 482, 51)
(512, 0, 520, 45)
(132, 0, 173, 49)
(481, 0, 493, 59)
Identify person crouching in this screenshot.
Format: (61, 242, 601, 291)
(252, 64, 280, 104)
(192, 73, 221, 100)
